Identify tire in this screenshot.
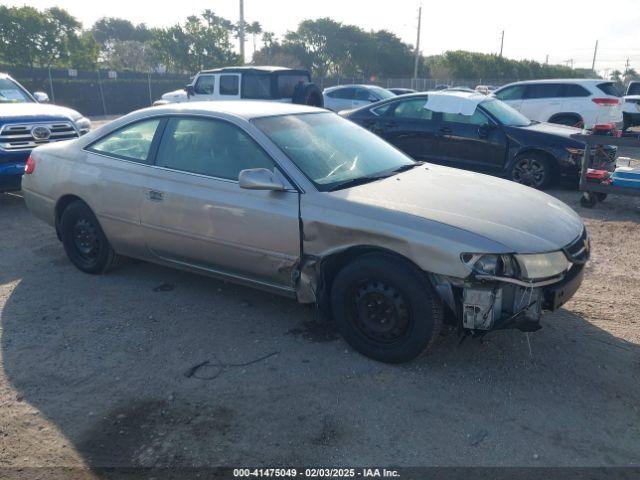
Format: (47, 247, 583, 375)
(549, 114, 583, 128)
(580, 193, 598, 208)
(510, 152, 554, 189)
(293, 83, 324, 108)
(60, 201, 121, 274)
(330, 253, 443, 363)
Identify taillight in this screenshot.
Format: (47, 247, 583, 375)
(25, 156, 35, 174)
(591, 98, 619, 105)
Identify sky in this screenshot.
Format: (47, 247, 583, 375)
(6, 0, 640, 75)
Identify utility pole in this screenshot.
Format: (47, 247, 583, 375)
(413, 6, 422, 83)
(545, 54, 549, 64)
(239, 0, 246, 64)
(499, 30, 504, 57)
(565, 58, 574, 69)
(591, 40, 598, 72)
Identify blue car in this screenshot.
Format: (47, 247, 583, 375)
(0, 73, 90, 192)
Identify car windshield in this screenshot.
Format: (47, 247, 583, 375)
(369, 86, 395, 100)
(480, 99, 531, 127)
(253, 112, 416, 191)
(0, 78, 33, 104)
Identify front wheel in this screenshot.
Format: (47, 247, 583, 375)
(510, 153, 553, 189)
(60, 201, 121, 274)
(330, 253, 443, 363)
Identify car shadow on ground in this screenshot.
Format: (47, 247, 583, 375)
(2, 243, 639, 469)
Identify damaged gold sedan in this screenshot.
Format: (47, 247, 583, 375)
(22, 102, 588, 363)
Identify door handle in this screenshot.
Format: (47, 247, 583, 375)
(147, 190, 163, 202)
(439, 127, 452, 135)
(385, 121, 397, 128)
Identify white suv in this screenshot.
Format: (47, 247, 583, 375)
(154, 66, 323, 108)
(492, 79, 623, 129)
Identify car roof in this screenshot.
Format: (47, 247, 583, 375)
(498, 78, 609, 88)
(324, 84, 385, 92)
(141, 100, 324, 120)
(199, 66, 309, 75)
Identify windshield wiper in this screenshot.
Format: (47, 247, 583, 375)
(391, 161, 424, 173)
(327, 174, 392, 192)
(327, 162, 424, 192)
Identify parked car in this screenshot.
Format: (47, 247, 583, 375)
(434, 84, 451, 90)
(22, 102, 588, 363)
(154, 66, 323, 108)
(492, 79, 623, 129)
(341, 91, 616, 189)
(443, 87, 476, 93)
(0, 73, 90, 193)
(389, 88, 417, 95)
(622, 81, 640, 130)
(323, 84, 395, 111)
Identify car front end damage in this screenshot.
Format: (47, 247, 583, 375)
(432, 228, 589, 333)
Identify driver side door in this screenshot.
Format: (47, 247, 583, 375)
(140, 116, 300, 290)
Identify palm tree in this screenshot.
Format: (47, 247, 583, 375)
(246, 21, 262, 58)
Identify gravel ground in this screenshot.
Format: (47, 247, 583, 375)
(0, 134, 639, 473)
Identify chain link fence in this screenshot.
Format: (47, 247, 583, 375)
(4, 66, 519, 117)
(5, 66, 191, 117)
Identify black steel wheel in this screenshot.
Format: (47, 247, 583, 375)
(510, 153, 553, 189)
(60, 200, 121, 274)
(330, 253, 443, 363)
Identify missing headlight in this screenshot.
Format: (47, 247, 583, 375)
(461, 253, 518, 277)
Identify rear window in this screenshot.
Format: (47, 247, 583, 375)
(277, 74, 309, 98)
(628, 83, 640, 95)
(597, 82, 622, 97)
(563, 84, 590, 97)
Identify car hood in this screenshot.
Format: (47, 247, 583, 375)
(337, 164, 583, 253)
(514, 121, 581, 139)
(0, 102, 81, 122)
(161, 89, 188, 101)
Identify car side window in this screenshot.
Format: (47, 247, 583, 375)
(242, 74, 271, 99)
(525, 83, 564, 99)
(88, 119, 161, 164)
(328, 88, 355, 100)
(389, 99, 434, 120)
(442, 109, 489, 126)
(355, 88, 373, 101)
(494, 85, 526, 101)
(155, 117, 274, 181)
(220, 75, 239, 96)
(194, 75, 215, 95)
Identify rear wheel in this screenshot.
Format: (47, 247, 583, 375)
(510, 152, 554, 189)
(60, 201, 121, 274)
(330, 253, 443, 363)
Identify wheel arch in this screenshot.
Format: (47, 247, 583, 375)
(548, 112, 584, 127)
(508, 147, 559, 172)
(54, 194, 90, 239)
(301, 245, 434, 317)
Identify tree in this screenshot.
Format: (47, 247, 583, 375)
(67, 31, 100, 69)
(0, 6, 84, 68)
(151, 11, 239, 73)
(246, 21, 262, 57)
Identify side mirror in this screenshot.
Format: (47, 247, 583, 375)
(368, 96, 378, 103)
(33, 91, 49, 103)
(239, 168, 286, 191)
(186, 85, 195, 97)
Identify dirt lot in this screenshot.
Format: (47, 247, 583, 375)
(1, 169, 640, 472)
